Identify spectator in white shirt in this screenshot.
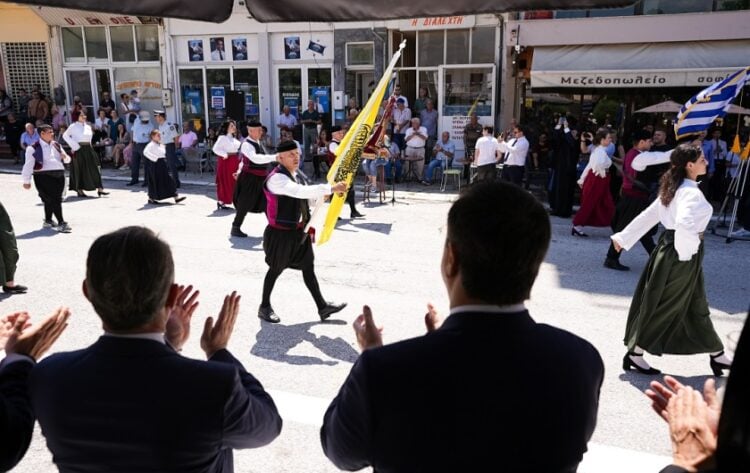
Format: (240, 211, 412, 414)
(474, 126, 500, 182)
(404, 118, 428, 179)
(498, 124, 530, 186)
(277, 106, 298, 134)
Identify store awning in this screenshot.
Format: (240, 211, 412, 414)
(12, 0, 632, 23)
(531, 40, 750, 89)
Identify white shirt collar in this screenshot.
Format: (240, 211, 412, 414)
(103, 332, 166, 344)
(449, 303, 526, 315)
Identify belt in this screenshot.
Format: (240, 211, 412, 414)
(407, 145, 423, 149)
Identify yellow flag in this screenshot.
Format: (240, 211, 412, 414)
(731, 134, 741, 154)
(741, 140, 750, 160)
(311, 41, 405, 245)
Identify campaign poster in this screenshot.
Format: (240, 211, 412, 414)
(284, 36, 300, 60)
(232, 38, 248, 61)
(311, 86, 329, 113)
(211, 86, 225, 110)
(188, 39, 203, 62)
(183, 88, 202, 115)
(210, 37, 227, 61)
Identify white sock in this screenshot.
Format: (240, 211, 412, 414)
(633, 346, 645, 355)
(711, 352, 732, 365)
(628, 352, 653, 370)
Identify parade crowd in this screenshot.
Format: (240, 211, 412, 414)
(1, 85, 749, 472)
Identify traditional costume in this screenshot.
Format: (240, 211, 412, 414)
(212, 132, 241, 209)
(21, 134, 72, 233)
(232, 122, 277, 237)
(0, 201, 26, 293)
(327, 136, 363, 219)
(63, 121, 104, 195)
(572, 145, 614, 235)
(257, 141, 346, 324)
(143, 140, 185, 204)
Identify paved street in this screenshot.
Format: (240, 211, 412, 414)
(1, 168, 748, 473)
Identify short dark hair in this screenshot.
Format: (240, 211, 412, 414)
(633, 129, 653, 143)
(514, 124, 525, 135)
(447, 181, 550, 305)
(85, 227, 174, 331)
(482, 125, 494, 135)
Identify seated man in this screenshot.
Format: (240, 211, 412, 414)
(403, 117, 428, 180)
(30, 226, 282, 473)
(321, 181, 604, 473)
(421, 131, 455, 185)
(383, 131, 403, 183)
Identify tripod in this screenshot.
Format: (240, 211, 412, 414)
(709, 157, 749, 243)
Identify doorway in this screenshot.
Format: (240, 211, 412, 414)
(274, 66, 333, 142)
(65, 68, 112, 116)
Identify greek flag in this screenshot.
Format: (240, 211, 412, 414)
(674, 66, 750, 139)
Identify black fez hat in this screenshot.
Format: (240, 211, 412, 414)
(330, 125, 342, 133)
(247, 120, 262, 128)
(276, 140, 297, 153)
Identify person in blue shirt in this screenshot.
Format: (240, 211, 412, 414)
(20, 123, 39, 148)
(108, 110, 126, 143)
(421, 131, 455, 185)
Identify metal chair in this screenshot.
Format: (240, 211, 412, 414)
(441, 160, 462, 192)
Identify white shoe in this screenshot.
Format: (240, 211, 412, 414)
(730, 228, 750, 239)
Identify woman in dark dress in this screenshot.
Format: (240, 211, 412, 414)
(63, 111, 108, 198)
(143, 130, 186, 205)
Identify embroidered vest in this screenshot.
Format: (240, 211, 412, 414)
(263, 165, 310, 230)
(32, 141, 62, 171)
(241, 139, 272, 176)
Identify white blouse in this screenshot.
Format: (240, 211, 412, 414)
(577, 146, 612, 186)
(611, 179, 712, 261)
(63, 122, 94, 151)
(238, 138, 277, 172)
(143, 141, 166, 163)
(212, 134, 241, 158)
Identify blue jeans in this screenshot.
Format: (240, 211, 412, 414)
(365, 158, 387, 176)
(384, 159, 403, 180)
(423, 159, 445, 182)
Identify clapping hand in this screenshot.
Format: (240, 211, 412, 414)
(200, 291, 240, 358)
(165, 285, 200, 352)
(666, 387, 718, 471)
(3, 307, 70, 361)
(424, 303, 443, 333)
(646, 375, 720, 437)
(352, 305, 383, 351)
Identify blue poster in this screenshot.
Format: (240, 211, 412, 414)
(283, 96, 299, 118)
(210, 86, 225, 109)
(183, 88, 202, 115)
(311, 87, 329, 113)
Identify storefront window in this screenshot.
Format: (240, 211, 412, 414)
(471, 28, 495, 64)
(62, 27, 85, 62)
(392, 31, 416, 68)
(418, 31, 444, 67)
(717, 0, 750, 10)
(346, 43, 374, 67)
(278, 68, 302, 119)
(418, 71, 439, 108)
(136, 25, 160, 62)
(554, 9, 587, 18)
(308, 68, 332, 125)
(179, 69, 205, 128)
(206, 68, 231, 129)
(233, 68, 260, 123)
(442, 67, 493, 117)
(446, 30, 470, 65)
(642, 0, 713, 14)
(84, 27, 108, 62)
(111, 26, 136, 62)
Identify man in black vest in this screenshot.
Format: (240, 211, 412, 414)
(258, 141, 348, 324)
(20, 124, 72, 233)
(231, 121, 277, 237)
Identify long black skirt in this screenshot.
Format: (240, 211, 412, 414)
(147, 159, 177, 201)
(69, 144, 103, 191)
(233, 173, 267, 213)
(263, 226, 313, 271)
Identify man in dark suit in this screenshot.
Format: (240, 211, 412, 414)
(30, 226, 282, 473)
(1, 308, 70, 472)
(321, 181, 605, 473)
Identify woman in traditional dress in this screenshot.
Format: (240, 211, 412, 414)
(63, 110, 108, 198)
(571, 128, 615, 236)
(212, 120, 241, 210)
(143, 129, 186, 205)
(612, 143, 732, 376)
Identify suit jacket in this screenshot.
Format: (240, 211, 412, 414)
(321, 310, 604, 473)
(30, 336, 282, 473)
(0, 357, 35, 472)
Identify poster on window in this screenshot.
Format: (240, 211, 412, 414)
(188, 39, 203, 62)
(232, 38, 248, 61)
(210, 37, 227, 61)
(283, 95, 299, 118)
(310, 87, 330, 114)
(183, 88, 202, 115)
(284, 36, 300, 60)
(211, 87, 225, 109)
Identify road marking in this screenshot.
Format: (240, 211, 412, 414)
(268, 389, 672, 471)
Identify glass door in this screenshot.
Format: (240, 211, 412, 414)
(233, 68, 260, 124)
(438, 65, 495, 159)
(308, 68, 332, 127)
(206, 68, 231, 129)
(94, 69, 112, 109)
(66, 69, 94, 117)
(277, 68, 302, 141)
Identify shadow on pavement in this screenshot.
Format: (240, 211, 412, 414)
(229, 235, 263, 251)
(619, 371, 727, 394)
(347, 221, 393, 236)
(251, 319, 358, 366)
(16, 228, 59, 240)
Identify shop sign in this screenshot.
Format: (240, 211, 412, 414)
(399, 15, 475, 31)
(531, 69, 740, 89)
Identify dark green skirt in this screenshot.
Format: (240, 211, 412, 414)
(624, 230, 723, 355)
(69, 144, 103, 191)
(0, 201, 19, 283)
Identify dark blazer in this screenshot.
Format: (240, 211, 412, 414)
(0, 358, 34, 472)
(30, 336, 282, 473)
(321, 310, 604, 473)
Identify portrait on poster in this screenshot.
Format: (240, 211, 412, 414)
(188, 39, 203, 62)
(210, 37, 227, 61)
(284, 36, 300, 60)
(232, 38, 248, 61)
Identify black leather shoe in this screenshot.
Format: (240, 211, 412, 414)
(231, 226, 248, 237)
(2, 284, 28, 294)
(710, 352, 731, 376)
(571, 227, 589, 237)
(258, 305, 280, 323)
(318, 302, 347, 321)
(604, 258, 630, 271)
(97, 190, 110, 197)
(174, 196, 186, 203)
(622, 353, 661, 375)
(350, 210, 365, 219)
(126, 181, 138, 186)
